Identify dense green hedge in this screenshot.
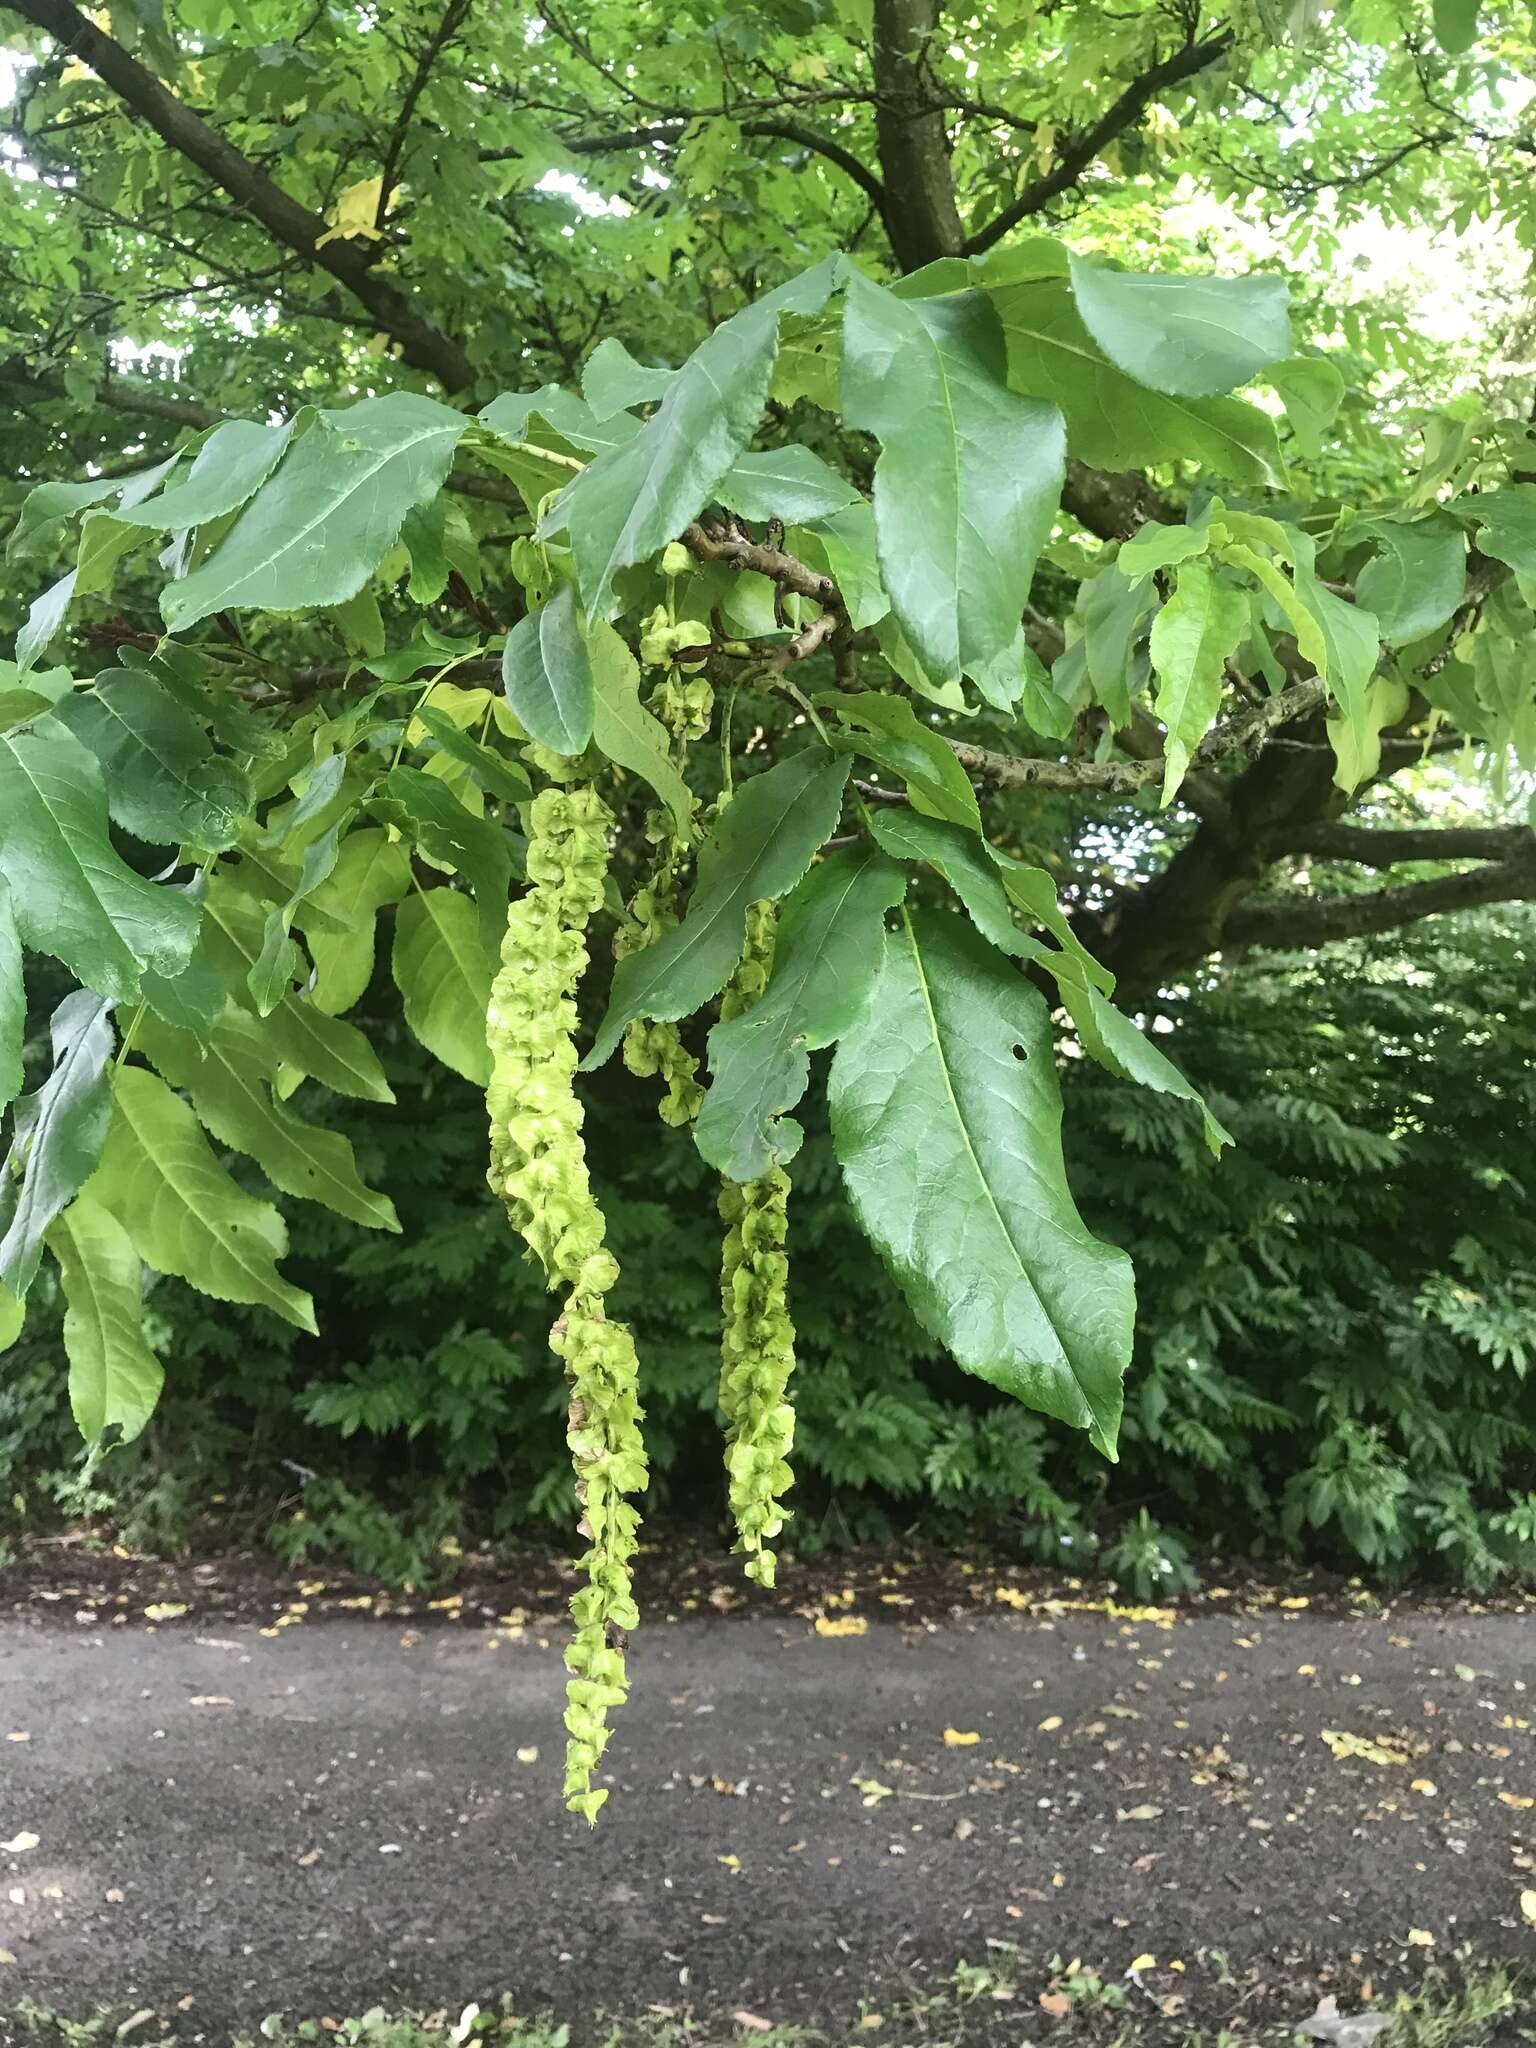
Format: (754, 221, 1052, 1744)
(6, 908, 1536, 1597)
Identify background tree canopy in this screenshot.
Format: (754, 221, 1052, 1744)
(2, 0, 1536, 1813)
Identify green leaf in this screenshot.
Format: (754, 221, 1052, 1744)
(1067, 255, 1291, 399)
(991, 280, 1286, 484)
(1268, 356, 1345, 459)
(299, 827, 414, 1016)
(0, 877, 22, 1115)
(0, 991, 114, 1299)
(0, 721, 199, 1001)
(588, 623, 695, 838)
(1355, 515, 1466, 644)
(392, 887, 495, 1085)
(717, 445, 861, 524)
(247, 823, 344, 1017)
(842, 274, 1065, 680)
(16, 570, 78, 677)
(139, 928, 229, 1035)
(370, 767, 511, 955)
(414, 707, 532, 804)
(118, 417, 295, 532)
(162, 393, 467, 631)
(829, 908, 1133, 1456)
(1118, 521, 1212, 580)
(1432, 0, 1479, 52)
(1053, 969, 1231, 1157)
(582, 337, 675, 420)
(825, 691, 982, 832)
(584, 747, 851, 1070)
(1149, 561, 1250, 805)
(794, 500, 889, 630)
(501, 585, 596, 755)
(52, 666, 250, 849)
(549, 256, 840, 616)
(48, 1194, 164, 1446)
(0, 1283, 21, 1353)
(75, 511, 147, 602)
(1078, 566, 1157, 729)
(200, 883, 394, 1101)
(1471, 487, 1536, 601)
(86, 1065, 316, 1332)
(868, 809, 1035, 959)
(1326, 672, 1411, 791)
(137, 1008, 399, 1232)
(695, 845, 906, 1180)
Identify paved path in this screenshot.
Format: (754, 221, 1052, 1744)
(1, 1599, 1533, 2036)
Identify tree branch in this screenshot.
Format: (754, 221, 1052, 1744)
(1224, 851, 1536, 951)
(962, 33, 1233, 256)
(376, 0, 473, 224)
(548, 116, 893, 223)
(871, 0, 965, 268)
(4, 0, 474, 391)
(1275, 821, 1535, 868)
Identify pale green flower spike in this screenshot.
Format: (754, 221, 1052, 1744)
(717, 902, 797, 1588)
(486, 772, 646, 1824)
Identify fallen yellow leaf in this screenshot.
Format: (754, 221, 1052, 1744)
(943, 1727, 980, 1746)
(1281, 1596, 1310, 1609)
(1321, 1730, 1410, 1766)
(732, 2011, 773, 2032)
(516, 1746, 539, 1764)
(1411, 1778, 1437, 1795)
(814, 1615, 868, 1638)
(1499, 1792, 1534, 1809)
(1521, 1890, 1536, 1926)
(1128, 1952, 1157, 1973)
(1119, 1804, 1163, 1821)
(1, 1833, 39, 1854)
(1406, 1929, 1434, 1948)
(143, 1603, 187, 1621)
(1039, 1715, 1063, 1732)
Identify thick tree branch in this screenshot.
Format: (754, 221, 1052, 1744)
(549, 116, 893, 223)
(4, 0, 474, 391)
(963, 33, 1234, 256)
(1275, 821, 1535, 868)
(871, 0, 965, 268)
(1224, 851, 1536, 951)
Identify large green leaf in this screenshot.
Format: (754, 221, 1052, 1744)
(118, 418, 296, 532)
(16, 570, 78, 677)
(549, 257, 840, 616)
(52, 666, 250, 850)
(1068, 256, 1291, 399)
(299, 827, 414, 1015)
(842, 274, 1065, 680)
(584, 747, 851, 1069)
(162, 394, 467, 631)
(1148, 560, 1250, 805)
(369, 767, 511, 955)
(581, 337, 675, 420)
(825, 691, 982, 832)
(717, 445, 861, 524)
(1052, 966, 1231, 1157)
(0, 990, 114, 1298)
(694, 846, 906, 1181)
(794, 500, 889, 630)
(137, 1008, 399, 1232)
(1354, 515, 1467, 645)
(501, 585, 596, 755)
(86, 1065, 316, 1332)
(0, 876, 21, 1115)
(991, 279, 1286, 484)
(391, 886, 495, 1085)
(588, 621, 695, 838)
(868, 809, 1036, 960)
(828, 908, 1133, 1456)
(48, 1194, 164, 1446)
(1471, 486, 1536, 601)
(0, 722, 200, 1000)
(200, 883, 394, 1101)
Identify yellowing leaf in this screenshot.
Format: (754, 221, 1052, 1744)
(143, 1602, 188, 1621)
(1280, 1595, 1310, 1609)
(1406, 1928, 1434, 1948)
(1039, 1715, 1063, 1732)
(1520, 1889, 1536, 1925)
(1128, 1953, 1157, 1974)
(943, 1727, 981, 1746)
(814, 1615, 868, 1638)
(1119, 1803, 1163, 1821)
(1321, 1729, 1410, 1766)
(1499, 1792, 1534, 1809)
(316, 177, 401, 248)
(1, 1832, 39, 1854)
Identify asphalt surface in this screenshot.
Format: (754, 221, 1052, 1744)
(1, 1591, 1533, 2037)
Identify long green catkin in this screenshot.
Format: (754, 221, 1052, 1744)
(717, 902, 797, 1587)
(485, 772, 645, 1824)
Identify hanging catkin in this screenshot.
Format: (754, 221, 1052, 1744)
(717, 902, 797, 1586)
(485, 765, 644, 1823)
